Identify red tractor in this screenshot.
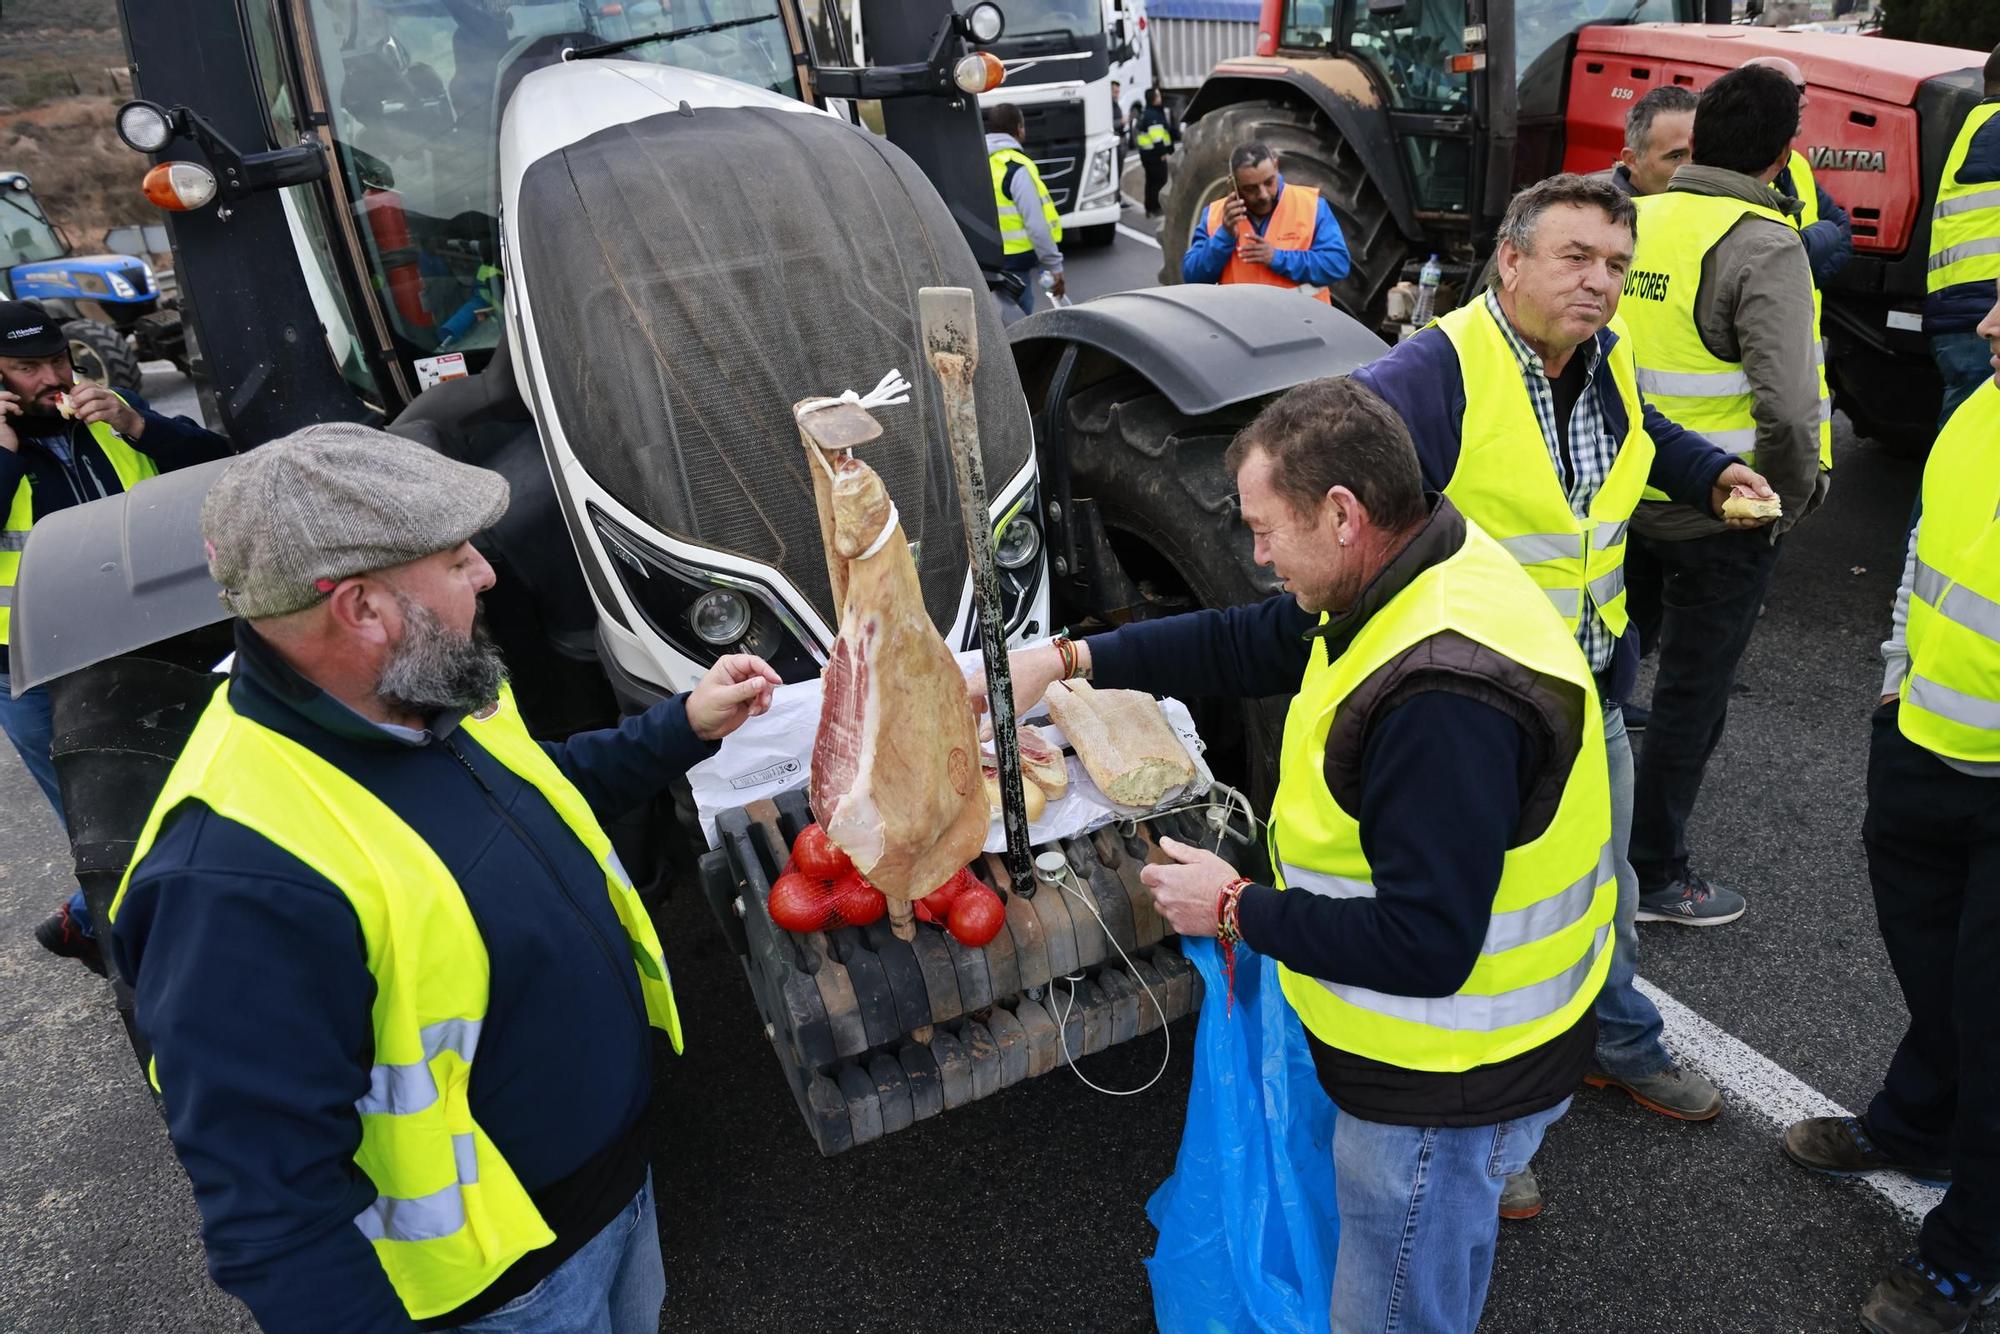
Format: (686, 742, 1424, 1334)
(1159, 0, 1987, 447)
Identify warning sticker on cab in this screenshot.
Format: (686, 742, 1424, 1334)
(414, 352, 469, 391)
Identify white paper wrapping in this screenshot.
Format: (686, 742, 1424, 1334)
(688, 648, 1213, 850)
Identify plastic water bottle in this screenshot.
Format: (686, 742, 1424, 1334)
(1410, 254, 1442, 327)
(1039, 270, 1070, 309)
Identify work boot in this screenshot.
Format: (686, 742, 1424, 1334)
(1499, 1167, 1543, 1221)
(1584, 1062, 1723, 1120)
(35, 903, 106, 977)
(1859, 1255, 1997, 1334)
(1635, 874, 1747, 926)
(1783, 1115, 1952, 1186)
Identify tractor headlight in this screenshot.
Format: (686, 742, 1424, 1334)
(689, 588, 753, 647)
(995, 514, 1042, 570)
(106, 271, 136, 299)
(116, 100, 175, 154)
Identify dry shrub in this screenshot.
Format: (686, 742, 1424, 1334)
(0, 96, 151, 250)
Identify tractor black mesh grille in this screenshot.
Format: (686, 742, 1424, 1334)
(516, 105, 1031, 634)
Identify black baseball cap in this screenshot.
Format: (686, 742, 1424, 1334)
(0, 301, 67, 359)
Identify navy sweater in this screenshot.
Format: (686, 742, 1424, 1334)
(1925, 97, 2000, 336)
(0, 392, 231, 672)
(1089, 595, 1528, 1001)
(111, 623, 716, 1331)
(1352, 322, 1734, 704)
(1775, 160, 1853, 286)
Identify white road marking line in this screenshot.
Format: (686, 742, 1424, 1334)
(1116, 223, 1161, 250)
(1637, 976, 1946, 1228)
(1121, 192, 1144, 210)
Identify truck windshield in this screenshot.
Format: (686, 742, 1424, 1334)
(0, 182, 66, 270)
(299, 0, 797, 372)
(979, 0, 1107, 41)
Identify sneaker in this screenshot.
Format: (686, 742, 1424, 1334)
(1499, 1167, 1544, 1221)
(1585, 1063, 1723, 1120)
(1621, 701, 1650, 732)
(1635, 875, 1747, 926)
(35, 903, 106, 976)
(1859, 1255, 1997, 1334)
(1783, 1116, 1952, 1186)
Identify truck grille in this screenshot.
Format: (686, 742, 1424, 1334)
(1019, 100, 1087, 211)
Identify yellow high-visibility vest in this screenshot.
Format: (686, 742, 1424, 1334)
(0, 399, 159, 645)
(1434, 299, 1653, 638)
(1624, 190, 1833, 495)
(1269, 518, 1614, 1072)
(110, 682, 682, 1320)
(1928, 102, 2000, 296)
(1900, 379, 2000, 761)
(990, 145, 1062, 257)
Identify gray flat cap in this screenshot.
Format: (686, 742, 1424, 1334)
(201, 421, 510, 619)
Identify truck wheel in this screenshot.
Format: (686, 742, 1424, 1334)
(64, 320, 143, 396)
(1158, 98, 1410, 327)
(1061, 371, 1286, 806)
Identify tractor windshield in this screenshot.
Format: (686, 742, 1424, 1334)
(296, 0, 799, 373)
(0, 179, 66, 271)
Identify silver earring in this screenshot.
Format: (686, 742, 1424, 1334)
(1338, 535, 1349, 547)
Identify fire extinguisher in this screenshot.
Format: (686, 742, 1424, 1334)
(360, 186, 433, 329)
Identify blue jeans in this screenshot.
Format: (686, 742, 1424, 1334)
(1931, 331, 1993, 434)
(0, 671, 89, 935)
(1330, 1097, 1572, 1333)
(461, 1172, 664, 1334)
(1594, 700, 1671, 1079)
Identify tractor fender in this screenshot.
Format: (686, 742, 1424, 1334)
(1009, 284, 1389, 417)
(1181, 57, 1421, 244)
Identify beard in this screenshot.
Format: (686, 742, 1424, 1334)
(376, 594, 507, 717)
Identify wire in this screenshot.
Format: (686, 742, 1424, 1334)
(1044, 858, 1171, 1097)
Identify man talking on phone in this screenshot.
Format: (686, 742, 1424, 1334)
(1180, 141, 1351, 304)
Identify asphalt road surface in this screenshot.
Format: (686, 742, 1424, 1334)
(0, 215, 1941, 1332)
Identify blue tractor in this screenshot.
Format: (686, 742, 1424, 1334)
(0, 170, 190, 394)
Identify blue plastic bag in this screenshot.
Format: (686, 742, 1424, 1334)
(1145, 939, 1341, 1334)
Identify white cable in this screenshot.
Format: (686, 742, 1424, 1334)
(1045, 860, 1172, 1098)
(792, 367, 913, 420)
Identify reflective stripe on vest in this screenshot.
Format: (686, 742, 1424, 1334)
(109, 683, 682, 1319)
(0, 401, 158, 647)
(990, 146, 1062, 257)
(1930, 103, 2000, 295)
(1900, 380, 2000, 760)
(1625, 190, 1831, 500)
(1432, 301, 1652, 639)
(1267, 520, 1614, 1072)
(1202, 183, 1333, 304)
(1136, 122, 1171, 150)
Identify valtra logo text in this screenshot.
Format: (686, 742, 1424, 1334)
(1806, 146, 1886, 173)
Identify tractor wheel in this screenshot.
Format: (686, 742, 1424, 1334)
(1158, 98, 1410, 327)
(1061, 371, 1286, 808)
(63, 320, 143, 396)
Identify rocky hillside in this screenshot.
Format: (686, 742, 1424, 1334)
(0, 3, 144, 255)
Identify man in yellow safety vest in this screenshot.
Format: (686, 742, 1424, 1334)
(1922, 43, 2000, 431)
(1784, 277, 2000, 1334)
(108, 423, 779, 1331)
(986, 101, 1066, 316)
(979, 377, 1614, 1332)
(0, 299, 233, 975)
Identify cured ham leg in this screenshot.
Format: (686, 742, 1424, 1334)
(799, 400, 986, 935)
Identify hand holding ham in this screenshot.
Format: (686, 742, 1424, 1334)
(685, 653, 781, 740)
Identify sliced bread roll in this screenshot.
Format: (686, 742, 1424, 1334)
(984, 767, 1047, 822)
(1017, 723, 1069, 799)
(1041, 679, 1194, 808)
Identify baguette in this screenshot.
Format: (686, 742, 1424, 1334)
(1041, 679, 1194, 808)
(984, 768, 1047, 822)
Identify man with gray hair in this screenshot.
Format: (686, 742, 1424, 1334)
(1596, 85, 1698, 199)
(1355, 171, 1779, 1218)
(107, 423, 779, 1331)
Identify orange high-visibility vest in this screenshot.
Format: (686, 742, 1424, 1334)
(1203, 183, 1333, 304)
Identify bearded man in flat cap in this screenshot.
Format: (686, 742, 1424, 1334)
(108, 423, 779, 1333)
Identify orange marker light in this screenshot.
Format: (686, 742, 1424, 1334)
(141, 161, 219, 212)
